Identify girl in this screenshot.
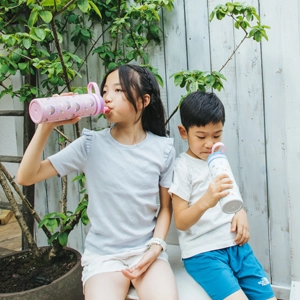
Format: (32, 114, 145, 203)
(17, 65, 178, 300)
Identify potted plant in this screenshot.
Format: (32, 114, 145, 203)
(0, 162, 86, 300)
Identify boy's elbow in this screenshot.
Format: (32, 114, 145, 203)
(175, 219, 189, 231)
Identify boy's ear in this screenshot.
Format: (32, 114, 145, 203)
(178, 125, 188, 140)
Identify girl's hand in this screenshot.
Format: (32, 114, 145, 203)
(204, 174, 233, 209)
(38, 116, 81, 129)
(38, 92, 80, 127)
(121, 245, 162, 280)
(231, 208, 250, 245)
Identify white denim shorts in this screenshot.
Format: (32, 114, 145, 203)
(81, 246, 168, 287)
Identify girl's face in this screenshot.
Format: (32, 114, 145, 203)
(178, 122, 224, 160)
(102, 70, 139, 124)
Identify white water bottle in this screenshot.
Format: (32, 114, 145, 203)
(207, 142, 243, 214)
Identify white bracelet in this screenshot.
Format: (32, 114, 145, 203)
(145, 237, 167, 251)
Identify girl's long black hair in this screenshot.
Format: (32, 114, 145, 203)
(100, 64, 167, 137)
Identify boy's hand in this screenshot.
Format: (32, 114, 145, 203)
(231, 209, 250, 245)
(205, 174, 233, 209)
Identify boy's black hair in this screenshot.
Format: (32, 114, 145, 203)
(180, 91, 225, 131)
(100, 64, 166, 137)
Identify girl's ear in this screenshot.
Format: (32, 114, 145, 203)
(139, 94, 150, 109)
(178, 125, 188, 140)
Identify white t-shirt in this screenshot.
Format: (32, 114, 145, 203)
(48, 128, 175, 255)
(169, 152, 236, 259)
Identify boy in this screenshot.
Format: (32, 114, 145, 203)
(169, 91, 276, 300)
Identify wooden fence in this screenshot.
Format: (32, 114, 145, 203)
(1, 0, 299, 299)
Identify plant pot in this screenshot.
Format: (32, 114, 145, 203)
(0, 247, 84, 300)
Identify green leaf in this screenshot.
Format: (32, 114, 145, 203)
(89, 0, 102, 18)
(23, 38, 32, 49)
(30, 87, 38, 95)
(49, 232, 59, 245)
(11, 51, 22, 63)
(28, 9, 39, 27)
(39, 10, 52, 23)
(58, 232, 68, 246)
(81, 29, 90, 37)
(35, 28, 46, 40)
(18, 62, 27, 70)
(81, 209, 90, 225)
(205, 74, 215, 87)
(212, 71, 226, 80)
(0, 64, 9, 75)
(41, 0, 61, 6)
(38, 219, 48, 228)
(173, 74, 184, 87)
(78, 0, 89, 12)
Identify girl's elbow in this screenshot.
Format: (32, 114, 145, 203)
(16, 173, 31, 186)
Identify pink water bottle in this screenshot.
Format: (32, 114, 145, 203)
(29, 82, 108, 124)
(207, 142, 243, 214)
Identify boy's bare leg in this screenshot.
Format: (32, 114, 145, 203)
(224, 290, 277, 300)
(224, 289, 248, 300)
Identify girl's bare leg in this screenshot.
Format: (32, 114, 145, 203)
(132, 259, 178, 300)
(84, 272, 131, 300)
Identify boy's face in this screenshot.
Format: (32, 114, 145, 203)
(178, 122, 224, 160)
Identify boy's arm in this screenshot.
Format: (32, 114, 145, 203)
(231, 208, 250, 245)
(172, 173, 233, 231)
(172, 193, 210, 231)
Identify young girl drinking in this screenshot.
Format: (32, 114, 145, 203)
(17, 65, 178, 300)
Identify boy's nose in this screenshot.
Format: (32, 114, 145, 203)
(205, 141, 214, 148)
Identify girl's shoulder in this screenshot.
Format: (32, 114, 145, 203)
(147, 131, 174, 146)
(146, 132, 175, 157)
(81, 128, 110, 154)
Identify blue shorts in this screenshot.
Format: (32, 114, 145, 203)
(183, 243, 275, 300)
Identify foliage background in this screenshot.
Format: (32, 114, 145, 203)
(1, 0, 299, 297)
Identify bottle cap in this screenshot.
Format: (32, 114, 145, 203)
(29, 100, 44, 124)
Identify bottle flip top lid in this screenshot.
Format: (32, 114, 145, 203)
(207, 142, 226, 162)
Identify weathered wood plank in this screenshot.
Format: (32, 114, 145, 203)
(278, 0, 300, 283)
(0, 111, 24, 117)
(0, 156, 22, 163)
(233, 0, 271, 276)
(260, 0, 293, 287)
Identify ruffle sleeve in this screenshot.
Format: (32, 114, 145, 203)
(164, 138, 175, 164)
(82, 128, 94, 155)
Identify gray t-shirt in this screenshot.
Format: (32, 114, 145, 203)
(48, 128, 175, 255)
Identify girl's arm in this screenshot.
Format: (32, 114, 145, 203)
(17, 118, 80, 186)
(121, 186, 172, 279)
(172, 174, 233, 231)
(152, 186, 172, 241)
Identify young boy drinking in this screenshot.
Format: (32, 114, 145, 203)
(169, 91, 276, 300)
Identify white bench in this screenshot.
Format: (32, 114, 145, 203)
(126, 219, 211, 300)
